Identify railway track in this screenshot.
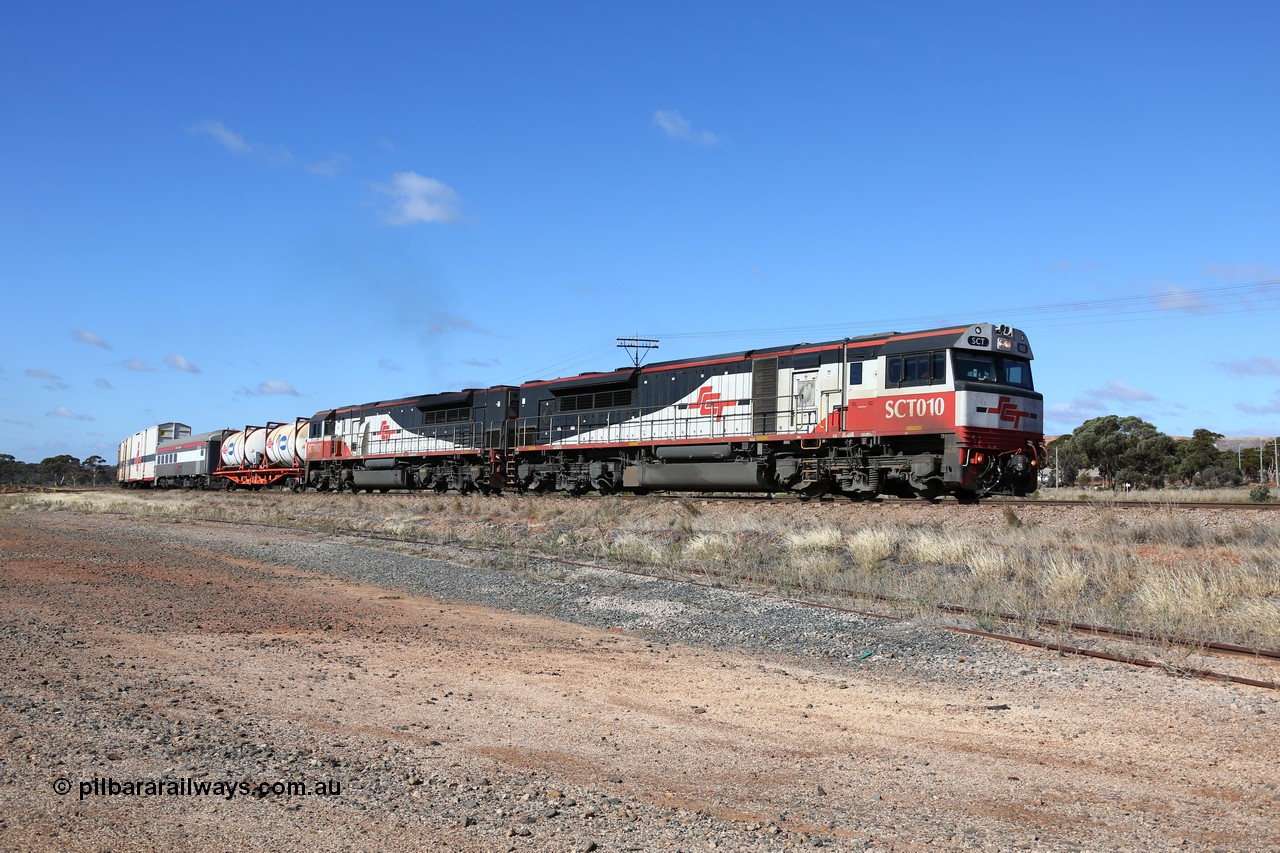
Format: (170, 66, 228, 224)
(602, 491, 1280, 512)
(158, 510, 1280, 692)
(333, 524, 1280, 690)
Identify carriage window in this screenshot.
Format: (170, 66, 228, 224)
(849, 362, 863, 385)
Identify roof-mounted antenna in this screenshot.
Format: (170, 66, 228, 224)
(617, 335, 659, 368)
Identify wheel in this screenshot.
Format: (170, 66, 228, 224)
(914, 481, 943, 502)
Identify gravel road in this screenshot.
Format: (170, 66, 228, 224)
(1, 508, 1276, 851)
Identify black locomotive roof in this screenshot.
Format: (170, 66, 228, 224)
(310, 384, 522, 420)
(540, 368, 637, 392)
(636, 324, 971, 371)
(519, 324, 983, 388)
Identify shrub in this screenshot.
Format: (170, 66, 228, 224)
(1249, 485, 1272, 503)
(1193, 466, 1244, 488)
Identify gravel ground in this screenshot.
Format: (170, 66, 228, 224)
(1, 507, 1276, 851)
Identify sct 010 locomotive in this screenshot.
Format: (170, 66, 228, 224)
(119, 322, 1044, 502)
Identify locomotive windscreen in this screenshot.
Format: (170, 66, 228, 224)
(953, 352, 1034, 390)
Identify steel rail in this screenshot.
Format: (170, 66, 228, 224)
(262, 517, 1280, 690)
(83, 507, 1280, 691)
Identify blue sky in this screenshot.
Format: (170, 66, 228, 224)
(2, 2, 1278, 463)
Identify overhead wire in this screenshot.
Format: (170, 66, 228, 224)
(645, 278, 1280, 342)
(502, 278, 1280, 382)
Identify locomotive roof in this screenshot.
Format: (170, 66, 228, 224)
(310, 385, 520, 419)
(639, 322, 1035, 370)
(521, 323, 1030, 388)
(304, 322, 1030, 411)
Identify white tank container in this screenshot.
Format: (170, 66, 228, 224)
(220, 430, 245, 468)
(242, 427, 267, 466)
(266, 421, 307, 467)
(220, 427, 268, 468)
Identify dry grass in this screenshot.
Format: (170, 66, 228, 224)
(6, 489, 1279, 650)
(1036, 486, 1268, 504)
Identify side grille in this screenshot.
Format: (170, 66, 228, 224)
(752, 357, 778, 434)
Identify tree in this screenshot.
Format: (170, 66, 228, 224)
(1173, 429, 1229, 486)
(1045, 435, 1087, 487)
(1238, 439, 1280, 485)
(1192, 466, 1244, 488)
(39, 455, 82, 487)
(1066, 415, 1177, 489)
(81, 455, 109, 486)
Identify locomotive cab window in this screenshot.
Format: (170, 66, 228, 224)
(886, 352, 946, 387)
(953, 353, 1034, 390)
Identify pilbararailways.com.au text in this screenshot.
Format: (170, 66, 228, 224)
(63, 776, 342, 801)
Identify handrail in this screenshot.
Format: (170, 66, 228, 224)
(513, 397, 827, 447)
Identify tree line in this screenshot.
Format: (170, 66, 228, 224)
(0, 454, 114, 487)
(1046, 415, 1279, 491)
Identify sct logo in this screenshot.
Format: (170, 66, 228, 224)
(977, 396, 1037, 430)
(376, 420, 396, 441)
(695, 386, 735, 421)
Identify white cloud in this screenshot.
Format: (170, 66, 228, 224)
(377, 357, 403, 372)
(1090, 380, 1156, 402)
(1046, 397, 1106, 427)
(1236, 393, 1280, 416)
(123, 359, 155, 372)
(375, 172, 461, 225)
(258, 380, 299, 396)
(461, 358, 500, 368)
(95, 378, 113, 390)
(1202, 262, 1278, 280)
(188, 120, 345, 176)
(187, 119, 249, 154)
(653, 109, 720, 145)
(164, 353, 201, 373)
(1216, 356, 1280, 377)
(305, 154, 348, 177)
(73, 328, 111, 349)
(24, 367, 68, 390)
(49, 405, 94, 421)
(427, 313, 492, 335)
(1151, 282, 1208, 314)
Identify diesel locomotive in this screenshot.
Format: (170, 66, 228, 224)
(119, 321, 1044, 502)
